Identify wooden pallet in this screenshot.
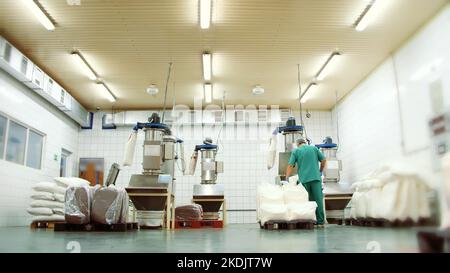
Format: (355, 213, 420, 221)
(348, 218, 431, 228)
(30, 221, 64, 229)
(54, 222, 139, 232)
(260, 220, 315, 230)
(174, 219, 224, 229)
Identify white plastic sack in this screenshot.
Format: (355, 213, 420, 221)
(52, 208, 64, 216)
(53, 193, 65, 202)
(258, 183, 284, 205)
(267, 134, 277, 170)
(288, 175, 299, 186)
(286, 202, 317, 221)
(259, 204, 289, 225)
(64, 185, 91, 224)
(123, 131, 137, 166)
(187, 151, 198, 176)
(54, 177, 90, 188)
(32, 182, 64, 194)
(91, 185, 128, 225)
(31, 192, 55, 201)
(30, 200, 64, 209)
(282, 184, 308, 205)
(32, 215, 65, 222)
(27, 207, 54, 216)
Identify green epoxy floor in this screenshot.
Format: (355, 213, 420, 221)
(0, 224, 420, 253)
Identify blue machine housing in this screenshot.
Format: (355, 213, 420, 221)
(133, 122, 169, 131)
(278, 125, 304, 133)
(316, 143, 338, 149)
(195, 144, 218, 151)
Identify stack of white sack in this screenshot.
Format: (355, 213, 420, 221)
(27, 177, 92, 222)
(350, 165, 431, 222)
(65, 184, 128, 225)
(257, 182, 317, 225)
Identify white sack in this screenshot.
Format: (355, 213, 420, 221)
(27, 207, 54, 216)
(54, 177, 90, 188)
(52, 208, 64, 216)
(286, 202, 317, 221)
(32, 182, 64, 194)
(282, 184, 308, 205)
(267, 134, 277, 170)
(123, 131, 137, 166)
(31, 192, 55, 201)
(32, 215, 65, 222)
(259, 204, 289, 225)
(30, 200, 64, 209)
(53, 193, 65, 202)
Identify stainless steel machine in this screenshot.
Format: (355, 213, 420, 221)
(316, 137, 353, 225)
(189, 138, 225, 220)
(125, 113, 185, 228)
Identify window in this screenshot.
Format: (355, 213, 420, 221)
(6, 121, 27, 164)
(0, 115, 6, 156)
(26, 130, 44, 169)
(0, 113, 45, 170)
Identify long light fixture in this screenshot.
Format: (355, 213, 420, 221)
(200, 0, 212, 29)
(98, 82, 116, 103)
(202, 52, 212, 81)
(71, 51, 98, 81)
(300, 83, 317, 104)
(204, 83, 212, 103)
(315, 51, 341, 81)
(22, 0, 55, 31)
(355, 0, 379, 32)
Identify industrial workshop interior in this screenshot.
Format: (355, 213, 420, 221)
(0, 0, 449, 257)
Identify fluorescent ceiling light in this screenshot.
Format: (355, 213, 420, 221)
(355, 0, 380, 32)
(204, 83, 212, 103)
(316, 52, 341, 81)
(146, 84, 159, 95)
(98, 82, 116, 102)
(200, 0, 211, 29)
(202, 52, 212, 81)
(252, 85, 265, 95)
(300, 83, 317, 104)
(22, 0, 55, 31)
(71, 51, 98, 81)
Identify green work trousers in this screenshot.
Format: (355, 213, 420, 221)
(302, 180, 325, 225)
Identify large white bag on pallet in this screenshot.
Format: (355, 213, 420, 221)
(91, 185, 128, 225)
(286, 202, 317, 221)
(64, 185, 91, 224)
(282, 184, 308, 205)
(259, 204, 289, 225)
(256, 183, 284, 221)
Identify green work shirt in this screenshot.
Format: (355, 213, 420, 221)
(288, 145, 325, 184)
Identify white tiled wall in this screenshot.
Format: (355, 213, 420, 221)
(78, 110, 333, 223)
(333, 5, 450, 188)
(0, 69, 79, 227)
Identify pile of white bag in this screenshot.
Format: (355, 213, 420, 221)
(350, 165, 432, 222)
(257, 182, 317, 225)
(27, 177, 90, 222)
(65, 184, 129, 225)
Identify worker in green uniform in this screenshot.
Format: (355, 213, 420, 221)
(286, 137, 327, 227)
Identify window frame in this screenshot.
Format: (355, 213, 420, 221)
(0, 111, 46, 170)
